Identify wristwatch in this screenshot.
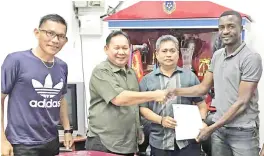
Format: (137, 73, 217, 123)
(64, 129, 73, 134)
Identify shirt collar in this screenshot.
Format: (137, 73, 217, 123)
(107, 59, 131, 74)
(224, 42, 246, 58)
(154, 66, 183, 76)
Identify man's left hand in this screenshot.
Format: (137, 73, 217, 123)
(64, 133, 73, 149)
(196, 126, 214, 142)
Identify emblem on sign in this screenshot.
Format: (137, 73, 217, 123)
(163, 1, 176, 14)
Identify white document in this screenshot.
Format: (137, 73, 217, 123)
(173, 104, 203, 140)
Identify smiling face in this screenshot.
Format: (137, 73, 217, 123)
(34, 20, 67, 56)
(218, 15, 242, 46)
(156, 40, 179, 68)
(104, 34, 130, 68)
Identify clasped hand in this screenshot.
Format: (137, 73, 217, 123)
(154, 89, 176, 104)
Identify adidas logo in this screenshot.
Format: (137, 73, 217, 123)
(29, 99, 61, 108)
(32, 74, 63, 98)
(29, 74, 63, 108)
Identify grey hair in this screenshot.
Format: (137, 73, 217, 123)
(156, 35, 179, 50)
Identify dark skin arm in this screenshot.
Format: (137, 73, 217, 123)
(173, 71, 213, 97)
(196, 81, 258, 142)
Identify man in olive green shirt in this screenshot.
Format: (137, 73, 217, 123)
(86, 31, 168, 156)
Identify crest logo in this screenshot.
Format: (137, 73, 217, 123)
(163, 1, 176, 14)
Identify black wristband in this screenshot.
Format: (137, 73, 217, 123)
(64, 129, 73, 134)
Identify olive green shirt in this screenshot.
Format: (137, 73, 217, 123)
(88, 60, 141, 154)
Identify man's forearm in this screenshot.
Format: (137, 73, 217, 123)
(174, 85, 208, 97)
(197, 101, 208, 120)
(60, 97, 71, 130)
(1, 104, 6, 141)
(1, 94, 7, 141)
(113, 90, 160, 106)
(175, 71, 213, 97)
(210, 100, 247, 130)
(140, 107, 162, 125)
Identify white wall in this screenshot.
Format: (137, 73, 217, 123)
(1, 0, 263, 146)
(0, 0, 83, 82)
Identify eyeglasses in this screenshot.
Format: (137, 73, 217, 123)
(39, 29, 67, 41)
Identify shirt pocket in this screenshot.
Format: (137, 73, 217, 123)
(147, 80, 161, 91)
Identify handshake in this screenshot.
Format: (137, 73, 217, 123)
(152, 89, 177, 104)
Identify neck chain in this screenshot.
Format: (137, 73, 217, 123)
(41, 59, 55, 69)
(32, 49, 55, 69)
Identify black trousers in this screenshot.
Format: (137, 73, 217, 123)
(85, 136, 134, 156)
(150, 141, 200, 156)
(12, 137, 60, 156)
(138, 123, 151, 155)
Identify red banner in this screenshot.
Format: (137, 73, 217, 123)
(132, 50, 144, 82)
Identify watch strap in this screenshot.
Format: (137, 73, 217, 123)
(64, 129, 73, 134)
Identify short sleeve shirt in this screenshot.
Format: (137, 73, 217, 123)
(88, 60, 140, 153)
(209, 42, 263, 127)
(1, 50, 68, 145)
(139, 67, 204, 150)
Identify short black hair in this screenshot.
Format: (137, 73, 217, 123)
(105, 31, 130, 46)
(220, 10, 242, 25)
(39, 14, 68, 32)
